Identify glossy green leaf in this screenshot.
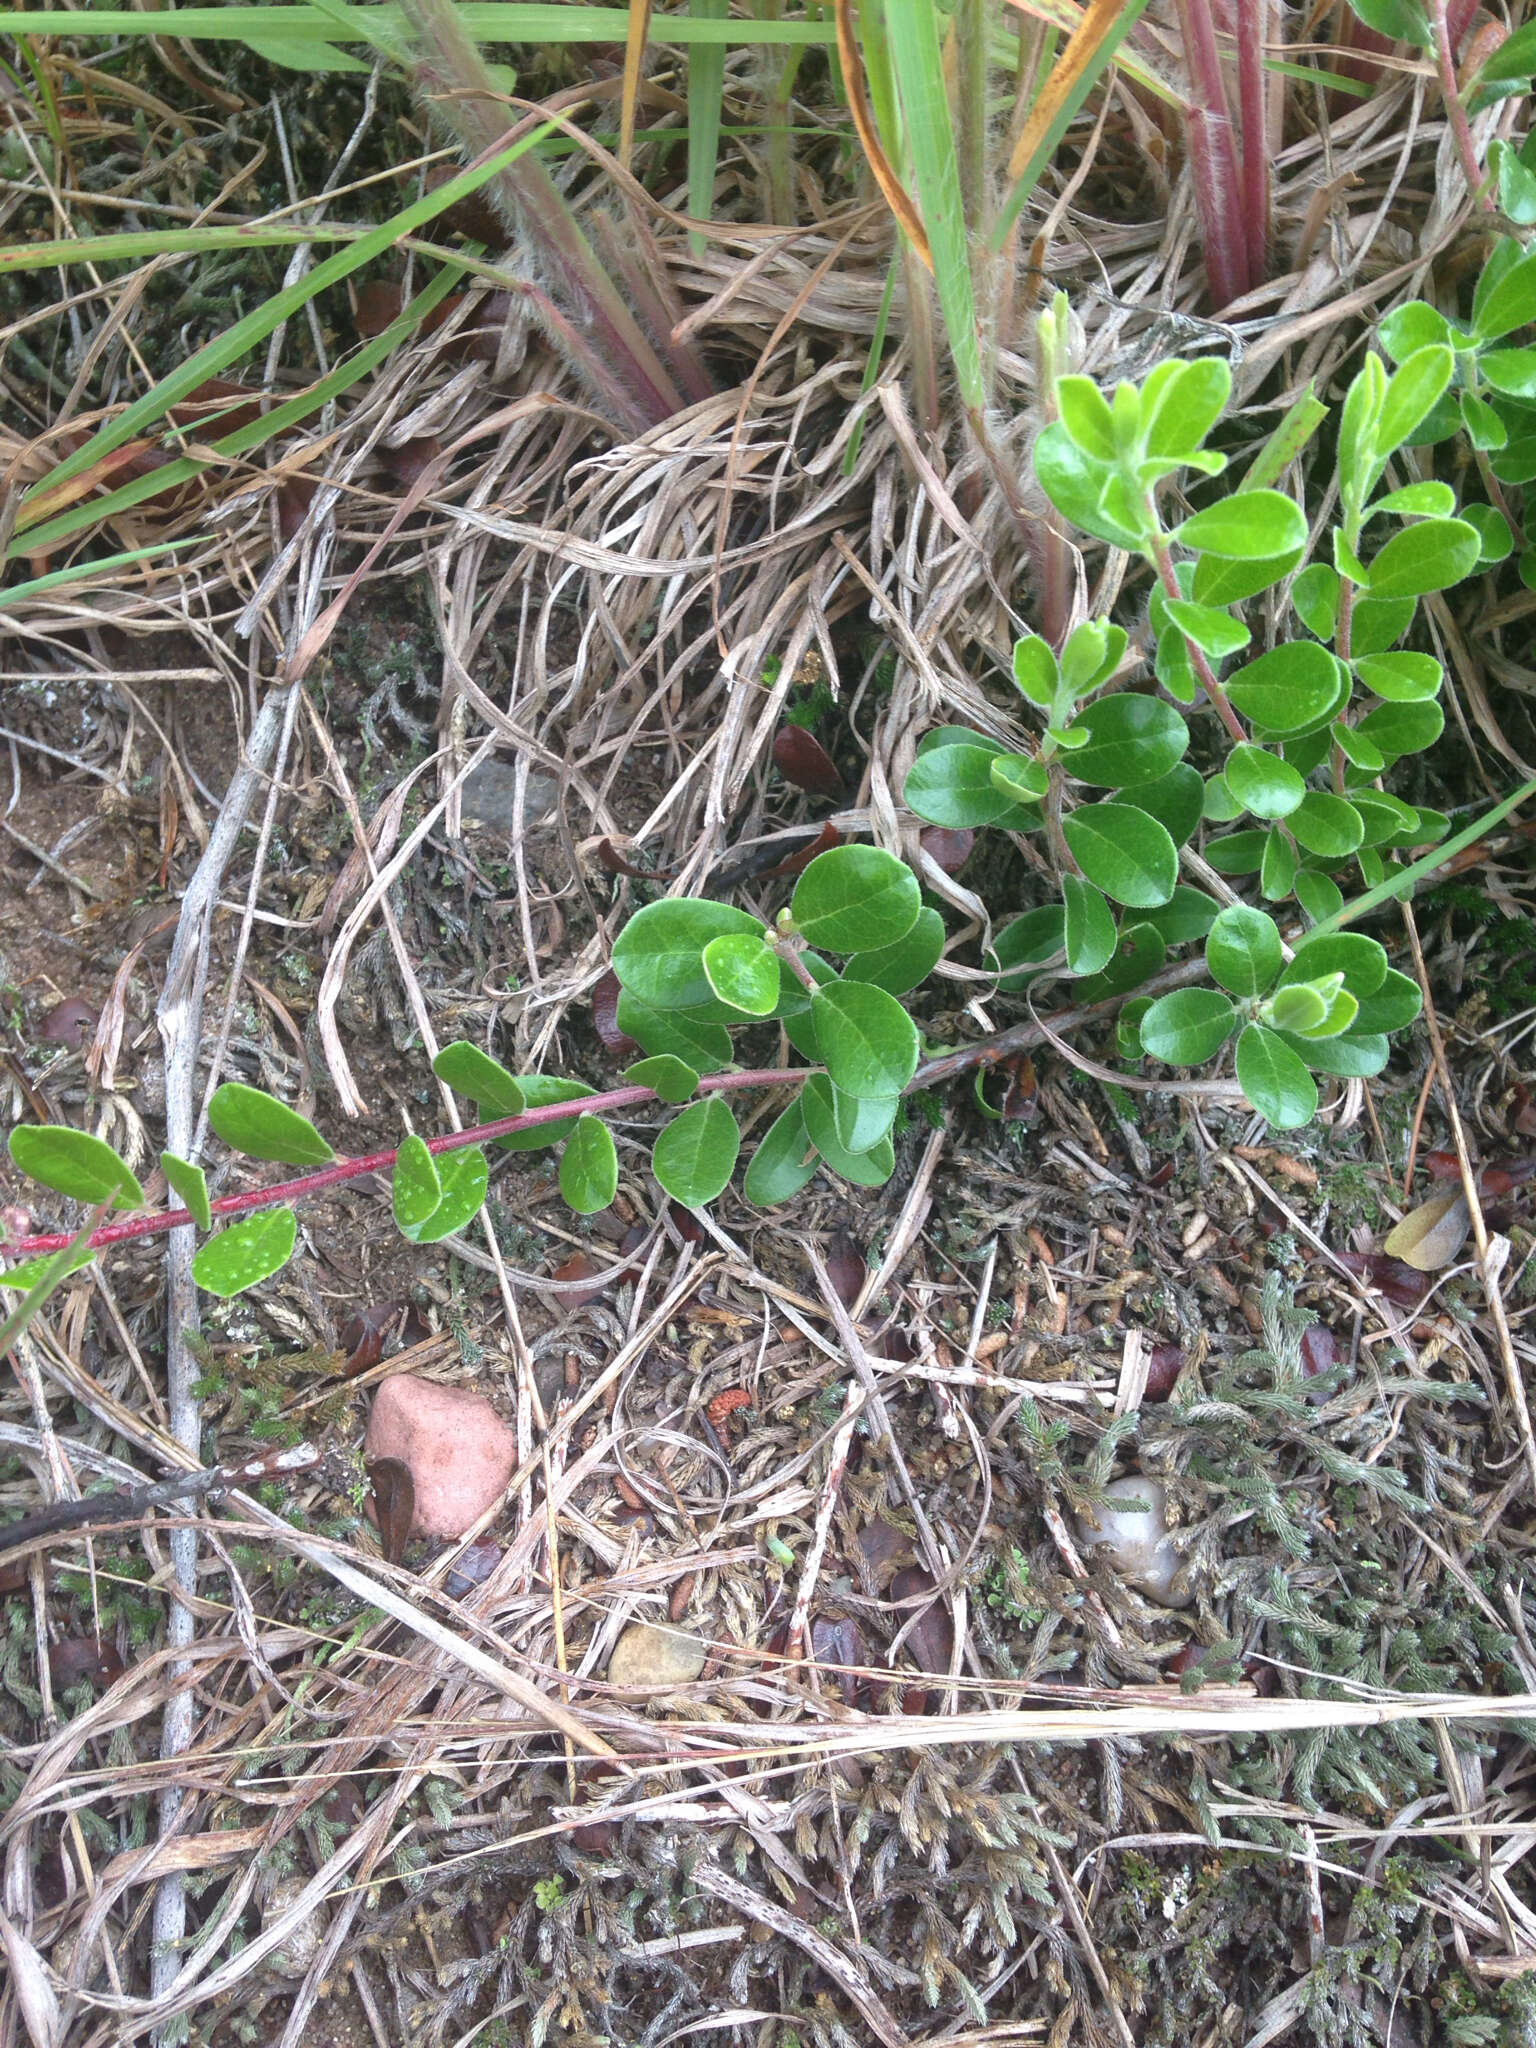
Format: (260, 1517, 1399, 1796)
(1260, 824, 1298, 902)
(991, 753, 1051, 803)
(906, 741, 1037, 827)
(1033, 423, 1149, 550)
(1141, 886, 1220, 945)
(702, 932, 780, 1016)
(1226, 642, 1346, 737)
(800, 1075, 896, 1187)
(192, 1207, 298, 1298)
(1372, 480, 1456, 517)
(393, 1142, 488, 1243)
(1374, 344, 1454, 462)
(1059, 619, 1128, 697)
(1142, 355, 1231, 458)
(560, 1115, 619, 1215)
(1350, 969, 1423, 1033)
(792, 845, 920, 954)
(1288, 792, 1365, 858)
(811, 981, 920, 1100)
(1171, 490, 1306, 560)
(844, 906, 945, 995)
(1294, 873, 1344, 926)
(0, 1241, 97, 1293)
(612, 899, 764, 1011)
(1378, 301, 1455, 360)
(1266, 982, 1330, 1035)
(1235, 1024, 1318, 1129)
(492, 1076, 596, 1152)
(393, 1134, 443, 1235)
(1062, 874, 1117, 976)
(651, 1096, 739, 1206)
(207, 1082, 334, 1167)
(432, 1042, 525, 1116)
(1462, 502, 1514, 562)
(744, 1101, 820, 1205)
(1479, 347, 1536, 397)
(1352, 651, 1442, 702)
(1060, 694, 1188, 788)
(1129, 764, 1204, 847)
(1013, 635, 1059, 707)
(1205, 905, 1283, 998)
(9, 1126, 144, 1211)
(1356, 699, 1444, 758)
(1191, 548, 1304, 606)
(1202, 773, 1243, 822)
(1333, 722, 1386, 774)
(1056, 374, 1118, 460)
(1351, 792, 1421, 847)
(1349, 595, 1416, 655)
(1204, 829, 1269, 875)
(831, 1088, 899, 1153)
(1140, 987, 1237, 1064)
(1224, 744, 1305, 819)
(1280, 1030, 1390, 1077)
(1062, 804, 1177, 907)
(1364, 519, 1481, 599)
(1291, 563, 1340, 641)
(1164, 599, 1251, 658)
(1287, 980, 1359, 1040)
(1280, 932, 1387, 998)
(1077, 921, 1166, 1002)
(160, 1152, 212, 1231)
(987, 907, 1065, 991)
(623, 1054, 700, 1103)
(614, 993, 733, 1073)
(1472, 245, 1536, 340)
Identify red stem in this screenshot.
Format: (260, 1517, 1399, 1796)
(1174, 0, 1250, 309)
(1235, 0, 1269, 291)
(1429, 0, 1494, 213)
(1149, 529, 1249, 746)
(5, 1069, 811, 1259)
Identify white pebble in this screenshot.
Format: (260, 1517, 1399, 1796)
(1074, 1475, 1191, 1609)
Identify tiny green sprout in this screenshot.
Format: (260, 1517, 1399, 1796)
(533, 1876, 565, 1912)
(766, 1533, 795, 1568)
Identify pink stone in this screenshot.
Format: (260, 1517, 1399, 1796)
(364, 1375, 516, 1539)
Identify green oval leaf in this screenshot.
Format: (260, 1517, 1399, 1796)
(1060, 695, 1188, 789)
(1034, 422, 1149, 551)
(192, 1207, 298, 1298)
(1278, 1030, 1390, 1078)
(811, 981, 920, 1100)
(1235, 1024, 1318, 1129)
(623, 1054, 700, 1103)
(1294, 873, 1344, 926)
(1128, 764, 1204, 847)
(1141, 886, 1220, 945)
(493, 1077, 596, 1152)
(559, 1115, 619, 1215)
(1288, 792, 1365, 858)
(160, 1152, 212, 1232)
(1350, 969, 1422, 1034)
(1164, 598, 1251, 658)
(432, 1043, 525, 1116)
(1364, 518, 1481, 599)
(393, 1133, 442, 1234)
(0, 1242, 97, 1293)
(1355, 699, 1444, 758)
(844, 906, 945, 996)
(9, 1126, 145, 1212)
(1013, 635, 1059, 707)
(987, 907, 1065, 991)
(612, 899, 764, 1011)
(1062, 874, 1117, 976)
(744, 1101, 820, 1205)
(702, 932, 780, 1016)
(791, 846, 921, 954)
(1061, 803, 1178, 907)
(1266, 982, 1329, 1036)
(1076, 921, 1166, 1003)
(832, 1088, 899, 1153)
(800, 1076, 896, 1187)
(651, 1097, 740, 1206)
(1291, 563, 1340, 641)
(1260, 823, 1298, 902)
(905, 741, 1028, 828)
(615, 993, 733, 1073)
(1226, 642, 1347, 737)
(1223, 744, 1305, 819)
(207, 1082, 335, 1168)
(1279, 933, 1388, 998)
(1172, 489, 1307, 559)
(990, 753, 1051, 803)
(1140, 988, 1237, 1065)
(1206, 905, 1283, 998)
(1204, 829, 1268, 876)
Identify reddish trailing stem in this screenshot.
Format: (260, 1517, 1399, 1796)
(1235, 0, 1269, 291)
(1174, 0, 1250, 310)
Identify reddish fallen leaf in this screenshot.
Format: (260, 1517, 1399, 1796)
(1336, 1251, 1431, 1308)
(369, 1457, 416, 1564)
(823, 1232, 865, 1309)
(48, 1637, 124, 1690)
(276, 478, 316, 543)
(423, 164, 512, 249)
(1002, 1053, 1039, 1123)
(1146, 1159, 1176, 1190)
(352, 282, 509, 360)
(773, 724, 844, 799)
(669, 1572, 696, 1622)
(570, 1818, 616, 1854)
(669, 1203, 704, 1244)
(1300, 1326, 1337, 1379)
(339, 1302, 406, 1377)
(1480, 1156, 1536, 1198)
(871, 1325, 915, 1362)
(857, 1518, 912, 1587)
(758, 821, 842, 879)
(550, 1251, 609, 1306)
(1422, 1151, 1460, 1181)
(379, 435, 441, 489)
(445, 1538, 502, 1599)
(890, 1566, 954, 1676)
(354, 281, 406, 337)
(809, 1614, 863, 1703)
(595, 839, 678, 883)
(1142, 1344, 1183, 1402)
(920, 826, 974, 876)
(592, 969, 639, 1057)
(39, 998, 96, 1050)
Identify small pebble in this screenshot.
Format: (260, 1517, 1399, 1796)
(1074, 1475, 1192, 1609)
(606, 1622, 707, 1692)
(262, 1874, 327, 1977)
(364, 1375, 517, 1538)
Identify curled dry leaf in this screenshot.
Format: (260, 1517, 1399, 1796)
(772, 724, 845, 799)
(592, 968, 639, 1056)
(1142, 1343, 1184, 1402)
(668, 1572, 696, 1622)
(809, 1614, 863, 1703)
(339, 1301, 406, 1377)
(48, 1637, 124, 1689)
(1336, 1251, 1430, 1308)
(368, 1457, 416, 1565)
(856, 1517, 913, 1590)
(1383, 1186, 1472, 1272)
(1001, 1052, 1039, 1122)
(919, 825, 975, 876)
(823, 1232, 866, 1310)
(889, 1566, 954, 1677)
(379, 435, 442, 489)
(445, 1538, 501, 1599)
(758, 821, 841, 880)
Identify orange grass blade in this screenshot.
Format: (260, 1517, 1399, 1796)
(619, 0, 652, 169)
(834, 0, 932, 270)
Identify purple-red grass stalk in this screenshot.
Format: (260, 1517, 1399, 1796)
(1235, 0, 1269, 293)
(1174, 0, 1251, 310)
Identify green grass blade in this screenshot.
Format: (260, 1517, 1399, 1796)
(10, 259, 466, 562)
(15, 132, 546, 521)
(1309, 776, 1536, 938)
(0, 540, 200, 604)
(882, 0, 984, 408)
(687, 0, 730, 256)
(842, 250, 900, 476)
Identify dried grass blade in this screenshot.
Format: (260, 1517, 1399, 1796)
(833, 0, 932, 268)
(619, 0, 652, 168)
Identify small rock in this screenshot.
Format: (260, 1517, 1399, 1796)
(364, 1375, 517, 1539)
(262, 1873, 327, 1978)
(1074, 1475, 1192, 1609)
(459, 759, 557, 834)
(606, 1622, 707, 1691)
